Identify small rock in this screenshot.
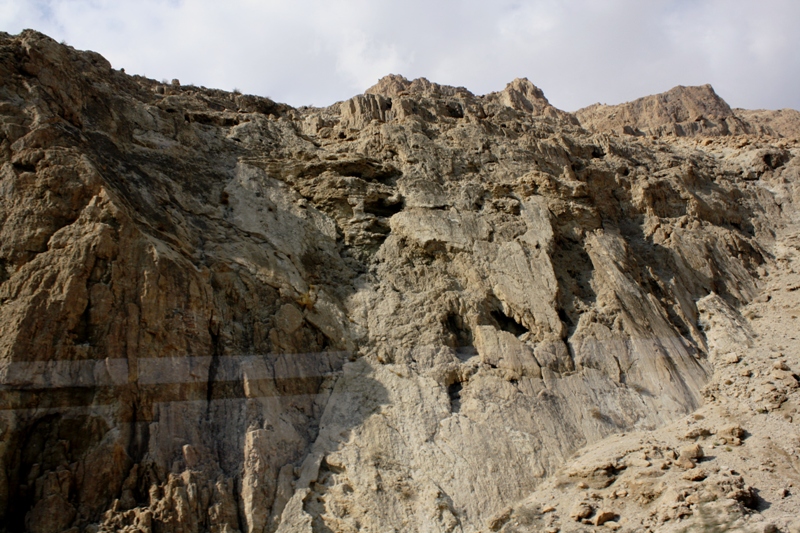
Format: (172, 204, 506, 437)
(626, 457, 651, 468)
(683, 427, 712, 440)
(774, 360, 790, 371)
(542, 505, 556, 513)
(594, 510, 619, 526)
(719, 425, 745, 445)
(680, 443, 704, 460)
(487, 506, 513, 531)
(724, 353, 741, 364)
(570, 502, 594, 522)
(182, 444, 200, 468)
(763, 524, 779, 533)
(682, 468, 708, 481)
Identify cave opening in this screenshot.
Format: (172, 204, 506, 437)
(363, 196, 405, 218)
(591, 146, 606, 159)
(490, 309, 529, 337)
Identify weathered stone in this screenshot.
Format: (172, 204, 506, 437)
(570, 502, 594, 521)
(0, 29, 798, 533)
(594, 510, 619, 526)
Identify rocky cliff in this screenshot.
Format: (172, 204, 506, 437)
(0, 30, 798, 533)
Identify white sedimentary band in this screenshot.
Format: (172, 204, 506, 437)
(0, 351, 350, 389)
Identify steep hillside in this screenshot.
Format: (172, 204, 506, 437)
(0, 31, 798, 533)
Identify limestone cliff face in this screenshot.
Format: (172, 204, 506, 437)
(0, 31, 797, 533)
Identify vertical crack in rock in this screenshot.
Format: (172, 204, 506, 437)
(447, 381, 464, 413)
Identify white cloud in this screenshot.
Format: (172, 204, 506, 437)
(1, 0, 798, 110)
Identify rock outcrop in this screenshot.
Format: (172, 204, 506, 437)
(576, 84, 780, 138)
(0, 30, 799, 533)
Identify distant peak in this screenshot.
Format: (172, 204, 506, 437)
(366, 74, 413, 97)
(504, 78, 548, 103)
(365, 75, 473, 99)
(574, 84, 748, 137)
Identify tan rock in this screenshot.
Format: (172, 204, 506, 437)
(570, 502, 594, 522)
(594, 510, 619, 526)
(487, 506, 513, 531)
(723, 352, 741, 364)
(680, 443, 705, 460)
(1, 28, 799, 533)
(718, 424, 746, 446)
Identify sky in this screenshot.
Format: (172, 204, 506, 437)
(1, 0, 799, 111)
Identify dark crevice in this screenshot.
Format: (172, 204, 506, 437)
(763, 152, 786, 170)
(447, 382, 463, 413)
(490, 309, 528, 336)
(73, 300, 92, 345)
(185, 112, 240, 127)
(296, 159, 402, 184)
(12, 161, 37, 173)
(445, 102, 464, 119)
(0, 258, 8, 286)
(444, 313, 474, 352)
(557, 308, 573, 328)
(206, 327, 223, 406)
(363, 196, 404, 218)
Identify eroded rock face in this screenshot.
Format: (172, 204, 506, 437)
(0, 30, 798, 532)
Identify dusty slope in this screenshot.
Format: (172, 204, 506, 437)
(0, 30, 798, 533)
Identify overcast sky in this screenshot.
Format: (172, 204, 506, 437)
(2, 0, 798, 111)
